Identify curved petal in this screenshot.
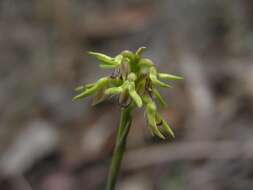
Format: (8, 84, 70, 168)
(158, 73, 184, 80)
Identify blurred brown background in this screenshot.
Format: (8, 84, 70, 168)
(1, 0, 253, 190)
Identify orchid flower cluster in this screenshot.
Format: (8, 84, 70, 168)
(73, 47, 183, 139)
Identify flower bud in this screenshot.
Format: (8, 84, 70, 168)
(127, 73, 137, 82)
(139, 58, 154, 67)
(128, 81, 142, 108)
(121, 50, 135, 62)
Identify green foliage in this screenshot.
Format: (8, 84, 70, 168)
(73, 47, 183, 138)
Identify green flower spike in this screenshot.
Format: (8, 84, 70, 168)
(74, 47, 183, 139)
(74, 47, 183, 190)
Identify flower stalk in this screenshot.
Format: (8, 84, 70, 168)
(106, 105, 133, 190)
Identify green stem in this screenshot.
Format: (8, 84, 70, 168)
(106, 106, 133, 190)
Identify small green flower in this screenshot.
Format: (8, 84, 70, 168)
(74, 47, 183, 138)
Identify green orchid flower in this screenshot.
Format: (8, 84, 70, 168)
(74, 47, 183, 139)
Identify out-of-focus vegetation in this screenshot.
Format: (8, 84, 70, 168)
(0, 0, 253, 190)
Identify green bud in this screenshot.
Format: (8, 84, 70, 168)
(121, 50, 135, 62)
(142, 97, 164, 139)
(127, 73, 137, 82)
(128, 82, 142, 107)
(146, 109, 165, 139)
(139, 58, 154, 67)
(105, 86, 124, 95)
